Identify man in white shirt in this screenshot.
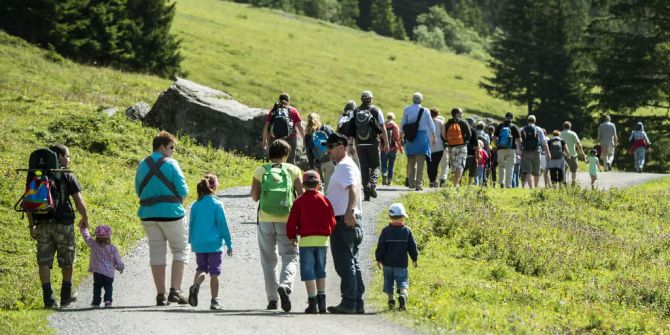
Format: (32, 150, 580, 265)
(597, 115, 618, 171)
(323, 133, 364, 314)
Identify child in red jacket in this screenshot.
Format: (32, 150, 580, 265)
(286, 170, 336, 314)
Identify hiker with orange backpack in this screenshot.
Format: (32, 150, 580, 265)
(444, 108, 472, 186)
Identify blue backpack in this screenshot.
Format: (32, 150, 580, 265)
(497, 126, 514, 148)
(311, 130, 329, 161)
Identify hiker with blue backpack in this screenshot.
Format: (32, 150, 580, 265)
(400, 92, 436, 191)
(519, 115, 551, 189)
(304, 113, 335, 191)
(494, 112, 521, 188)
(262, 93, 305, 165)
(250, 139, 304, 312)
(25, 144, 89, 308)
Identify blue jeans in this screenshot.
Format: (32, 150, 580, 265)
(299, 247, 327, 281)
(383, 266, 408, 294)
(92, 272, 114, 304)
(330, 216, 364, 310)
(381, 151, 397, 180)
(634, 147, 646, 171)
(476, 165, 486, 186)
(512, 163, 521, 187)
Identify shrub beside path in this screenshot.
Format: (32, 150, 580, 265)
(49, 172, 665, 335)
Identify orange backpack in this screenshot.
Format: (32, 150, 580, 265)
(446, 122, 465, 146)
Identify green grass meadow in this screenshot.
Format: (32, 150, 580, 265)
(372, 178, 670, 333)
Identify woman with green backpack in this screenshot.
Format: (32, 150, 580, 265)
(250, 139, 304, 312)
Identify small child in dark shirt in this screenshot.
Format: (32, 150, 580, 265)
(375, 203, 418, 311)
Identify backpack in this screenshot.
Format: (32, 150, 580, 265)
(260, 163, 294, 216)
(497, 125, 514, 148)
(19, 171, 55, 214)
(311, 129, 329, 161)
(549, 138, 564, 160)
(446, 121, 465, 146)
(521, 124, 540, 151)
(402, 108, 424, 142)
(14, 148, 69, 218)
(385, 125, 395, 148)
(354, 107, 379, 141)
(337, 110, 354, 136)
(270, 105, 293, 139)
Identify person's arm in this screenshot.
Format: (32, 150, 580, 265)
(394, 125, 404, 153)
(79, 225, 95, 248)
(251, 177, 261, 202)
(113, 246, 125, 273)
(462, 121, 471, 142)
(613, 125, 618, 145)
(305, 134, 316, 168)
(286, 203, 299, 242)
(188, 206, 195, 244)
(408, 229, 419, 267)
(375, 230, 386, 269)
(262, 121, 270, 150)
(597, 126, 602, 145)
(216, 203, 233, 252)
(343, 184, 359, 228)
(380, 122, 390, 152)
(72, 192, 89, 228)
(293, 171, 304, 197)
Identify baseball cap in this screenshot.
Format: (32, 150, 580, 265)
(361, 90, 373, 99)
(505, 112, 514, 121)
(322, 132, 348, 147)
(95, 225, 112, 239)
(389, 203, 408, 218)
(303, 170, 321, 184)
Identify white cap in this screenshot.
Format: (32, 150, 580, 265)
(389, 203, 408, 218)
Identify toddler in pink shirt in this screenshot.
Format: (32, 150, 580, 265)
(80, 224, 125, 307)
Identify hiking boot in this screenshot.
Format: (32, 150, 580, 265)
(429, 181, 437, 188)
(90, 301, 100, 308)
(356, 299, 365, 314)
(388, 299, 396, 310)
(44, 295, 59, 309)
(369, 186, 377, 199)
(277, 286, 292, 312)
(60, 282, 72, 307)
(382, 176, 388, 186)
(363, 186, 371, 201)
(415, 186, 423, 192)
(305, 297, 318, 314)
(398, 295, 406, 311)
(168, 288, 188, 305)
(266, 300, 278, 310)
(316, 293, 326, 314)
(327, 303, 356, 314)
(104, 301, 112, 308)
(439, 179, 446, 188)
(156, 293, 168, 306)
(210, 298, 223, 311)
(188, 284, 199, 307)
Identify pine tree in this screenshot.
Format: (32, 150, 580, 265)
(369, 0, 406, 39)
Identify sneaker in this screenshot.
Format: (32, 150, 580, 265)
(398, 295, 406, 311)
(210, 298, 223, 311)
(327, 303, 356, 314)
(90, 302, 100, 308)
(156, 293, 168, 306)
(188, 284, 199, 307)
(439, 179, 446, 188)
(266, 300, 278, 310)
(388, 299, 396, 310)
(168, 288, 188, 305)
(277, 286, 292, 312)
(104, 301, 112, 308)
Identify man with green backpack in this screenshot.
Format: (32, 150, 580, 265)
(250, 139, 304, 312)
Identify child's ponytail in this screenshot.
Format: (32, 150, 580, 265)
(197, 172, 219, 199)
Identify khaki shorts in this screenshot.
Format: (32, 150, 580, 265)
(142, 219, 190, 266)
(36, 223, 76, 268)
(520, 151, 541, 176)
(566, 156, 579, 173)
(448, 145, 468, 171)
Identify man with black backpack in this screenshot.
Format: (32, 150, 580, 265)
(347, 90, 389, 201)
(262, 93, 305, 165)
(519, 115, 551, 189)
(494, 112, 522, 188)
(400, 92, 436, 191)
(444, 108, 471, 186)
(28, 144, 89, 308)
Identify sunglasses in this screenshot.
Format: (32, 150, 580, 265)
(327, 144, 342, 149)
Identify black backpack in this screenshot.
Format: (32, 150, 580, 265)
(521, 124, 540, 151)
(402, 108, 424, 142)
(549, 138, 564, 160)
(270, 104, 293, 139)
(337, 110, 354, 137)
(354, 107, 380, 141)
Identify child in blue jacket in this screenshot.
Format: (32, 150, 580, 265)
(188, 173, 233, 310)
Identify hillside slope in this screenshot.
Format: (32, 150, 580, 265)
(173, 0, 521, 123)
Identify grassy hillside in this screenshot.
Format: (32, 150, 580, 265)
(0, 32, 259, 333)
(172, 0, 522, 124)
(372, 177, 670, 333)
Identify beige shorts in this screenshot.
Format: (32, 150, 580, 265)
(142, 219, 190, 266)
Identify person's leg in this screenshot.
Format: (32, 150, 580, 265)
(275, 223, 299, 291)
(352, 224, 365, 312)
(286, 136, 298, 165)
(257, 223, 279, 303)
(142, 221, 168, 295)
(406, 155, 417, 189)
(321, 160, 335, 192)
(103, 275, 114, 304)
(497, 149, 509, 187)
(383, 266, 395, 304)
(387, 151, 397, 182)
(427, 152, 438, 184)
(36, 223, 57, 307)
(380, 151, 388, 184)
(395, 267, 409, 311)
(315, 247, 328, 313)
(439, 149, 449, 186)
(305, 280, 317, 297)
(54, 224, 76, 306)
(369, 146, 381, 191)
(162, 218, 190, 293)
(328, 220, 358, 312)
(415, 154, 426, 189)
(92, 273, 103, 306)
(210, 275, 219, 299)
(357, 146, 371, 189)
(636, 147, 646, 171)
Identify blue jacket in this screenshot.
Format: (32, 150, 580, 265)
(375, 224, 418, 268)
(135, 152, 189, 220)
(189, 195, 232, 253)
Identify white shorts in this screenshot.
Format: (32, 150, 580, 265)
(142, 218, 190, 266)
(540, 154, 547, 171)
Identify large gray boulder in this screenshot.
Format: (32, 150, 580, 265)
(144, 78, 307, 168)
(126, 102, 151, 121)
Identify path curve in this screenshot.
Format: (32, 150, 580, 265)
(49, 172, 666, 335)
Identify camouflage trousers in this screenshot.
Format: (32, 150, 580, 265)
(36, 223, 76, 268)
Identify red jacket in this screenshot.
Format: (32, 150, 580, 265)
(286, 190, 336, 240)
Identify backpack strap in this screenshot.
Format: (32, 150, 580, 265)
(139, 156, 182, 206)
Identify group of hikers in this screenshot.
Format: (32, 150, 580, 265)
(26, 90, 653, 315)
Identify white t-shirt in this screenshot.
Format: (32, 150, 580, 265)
(326, 156, 363, 216)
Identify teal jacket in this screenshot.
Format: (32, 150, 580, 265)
(188, 195, 232, 253)
(135, 152, 189, 220)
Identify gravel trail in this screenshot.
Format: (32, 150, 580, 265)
(49, 172, 666, 335)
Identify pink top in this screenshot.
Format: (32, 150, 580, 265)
(265, 106, 302, 138)
(477, 149, 489, 167)
(80, 226, 125, 278)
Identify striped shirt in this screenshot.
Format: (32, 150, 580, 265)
(80, 226, 124, 278)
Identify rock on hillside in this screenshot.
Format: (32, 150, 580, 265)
(144, 78, 267, 158)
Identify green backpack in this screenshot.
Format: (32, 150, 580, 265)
(260, 163, 294, 215)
